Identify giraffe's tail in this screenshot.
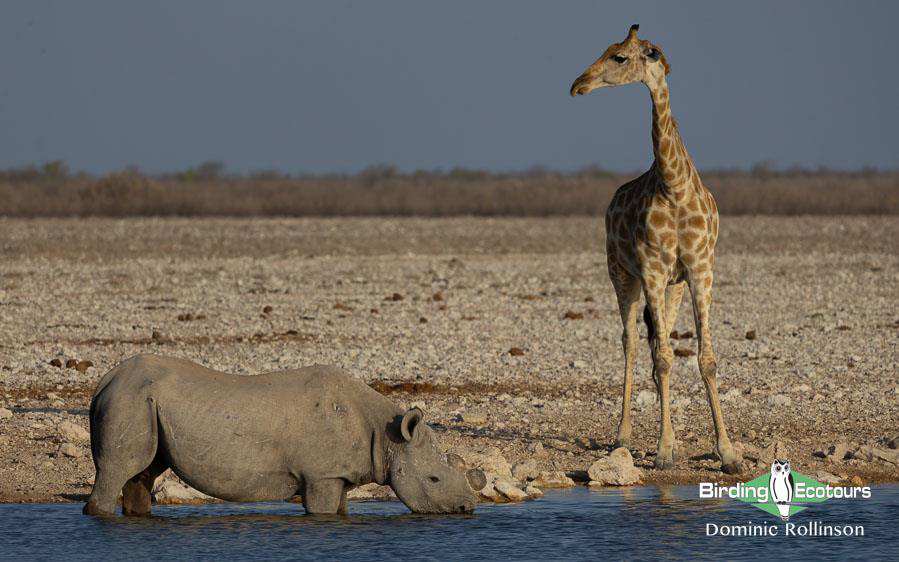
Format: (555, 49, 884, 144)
(643, 305, 661, 393)
(643, 304, 655, 342)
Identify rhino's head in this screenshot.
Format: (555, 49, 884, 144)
(388, 408, 486, 514)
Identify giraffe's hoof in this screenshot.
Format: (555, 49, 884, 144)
(612, 438, 630, 451)
(721, 461, 742, 475)
(653, 455, 674, 470)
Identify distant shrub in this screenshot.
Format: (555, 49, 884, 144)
(0, 163, 895, 217)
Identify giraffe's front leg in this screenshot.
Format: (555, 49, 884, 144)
(612, 276, 641, 450)
(644, 278, 676, 470)
(689, 273, 741, 474)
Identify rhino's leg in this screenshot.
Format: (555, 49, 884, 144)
(303, 479, 345, 515)
(122, 455, 168, 516)
(84, 397, 159, 516)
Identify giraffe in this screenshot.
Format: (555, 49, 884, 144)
(569, 24, 740, 474)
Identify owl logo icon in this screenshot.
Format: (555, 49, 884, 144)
(769, 459, 795, 521)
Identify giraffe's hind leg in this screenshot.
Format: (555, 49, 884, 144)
(688, 273, 740, 474)
(611, 272, 641, 450)
(643, 276, 676, 470)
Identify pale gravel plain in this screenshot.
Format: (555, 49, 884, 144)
(0, 216, 897, 503)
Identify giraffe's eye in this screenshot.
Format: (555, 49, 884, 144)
(611, 54, 627, 64)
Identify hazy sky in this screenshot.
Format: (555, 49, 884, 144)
(1, 1, 898, 174)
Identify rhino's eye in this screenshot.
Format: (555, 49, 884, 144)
(429, 476, 440, 483)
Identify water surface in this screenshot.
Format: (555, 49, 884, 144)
(2, 485, 896, 560)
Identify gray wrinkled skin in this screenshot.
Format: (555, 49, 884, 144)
(82, 354, 483, 516)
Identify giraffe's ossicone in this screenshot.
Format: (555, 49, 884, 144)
(571, 24, 740, 475)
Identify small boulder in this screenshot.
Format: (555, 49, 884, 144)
(524, 485, 543, 498)
(635, 389, 656, 408)
(511, 459, 541, 482)
(767, 394, 792, 407)
(531, 470, 575, 489)
(58, 442, 81, 458)
(587, 447, 642, 486)
(461, 412, 488, 425)
(825, 442, 851, 462)
(458, 447, 513, 480)
(493, 477, 529, 502)
(152, 471, 214, 504)
(815, 471, 841, 484)
(0, 407, 12, 420)
(58, 420, 90, 443)
(760, 441, 789, 464)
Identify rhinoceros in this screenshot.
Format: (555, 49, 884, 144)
(82, 354, 485, 516)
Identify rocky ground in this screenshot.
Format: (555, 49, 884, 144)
(0, 216, 897, 505)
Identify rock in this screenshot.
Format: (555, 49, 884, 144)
(768, 394, 792, 407)
(58, 420, 90, 443)
(262, 305, 274, 314)
(825, 442, 851, 462)
(65, 359, 78, 369)
(532, 470, 575, 489)
(508, 347, 525, 356)
(346, 482, 396, 500)
(563, 311, 584, 320)
(459, 447, 513, 480)
(815, 471, 841, 484)
(511, 459, 541, 482)
(745, 330, 757, 340)
(49, 358, 63, 368)
(461, 412, 488, 425)
(852, 445, 899, 465)
(524, 485, 543, 498)
(0, 407, 12, 419)
(531, 442, 548, 458)
(850, 475, 865, 487)
(587, 447, 642, 486)
(493, 477, 529, 502)
(58, 442, 81, 458)
(760, 441, 789, 464)
(635, 389, 656, 408)
(152, 471, 214, 504)
(889, 435, 899, 450)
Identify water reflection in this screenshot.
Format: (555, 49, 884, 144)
(2, 485, 896, 561)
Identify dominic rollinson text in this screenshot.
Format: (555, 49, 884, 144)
(706, 521, 864, 537)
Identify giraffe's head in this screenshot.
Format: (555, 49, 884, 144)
(570, 24, 670, 96)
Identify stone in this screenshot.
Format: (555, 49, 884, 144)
(767, 394, 792, 407)
(58, 420, 90, 443)
(493, 477, 529, 502)
(635, 389, 656, 408)
(760, 441, 789, 464)
(531, 442, 548, 458)
(0, 407, 12, 419)
(58, 442, 81, 458)
(815, 471, 841, 484)
(461, 412, 488, 425)
(459, 447, 513, 480)
(531, 470, 576, 489)
(587, 447, 642, 486)
(888, 435, 899, 450)
(511, 459, 541, 482)
(524, 484, 543, 498)
(347, 482, 396, 500)
(74, 360, 94, 373)
(853, 445, 899, 465)
(826, 442, 851, 462)
(152, 471, 215, 504)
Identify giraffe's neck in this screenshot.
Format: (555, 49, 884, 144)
(647, 77, 692, 194)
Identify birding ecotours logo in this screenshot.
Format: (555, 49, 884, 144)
(699, 460, 871, 521)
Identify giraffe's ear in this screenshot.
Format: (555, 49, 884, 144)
(645, 44, 671, 75)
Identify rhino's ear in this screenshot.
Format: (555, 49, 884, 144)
(400, 407, 424, 444)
